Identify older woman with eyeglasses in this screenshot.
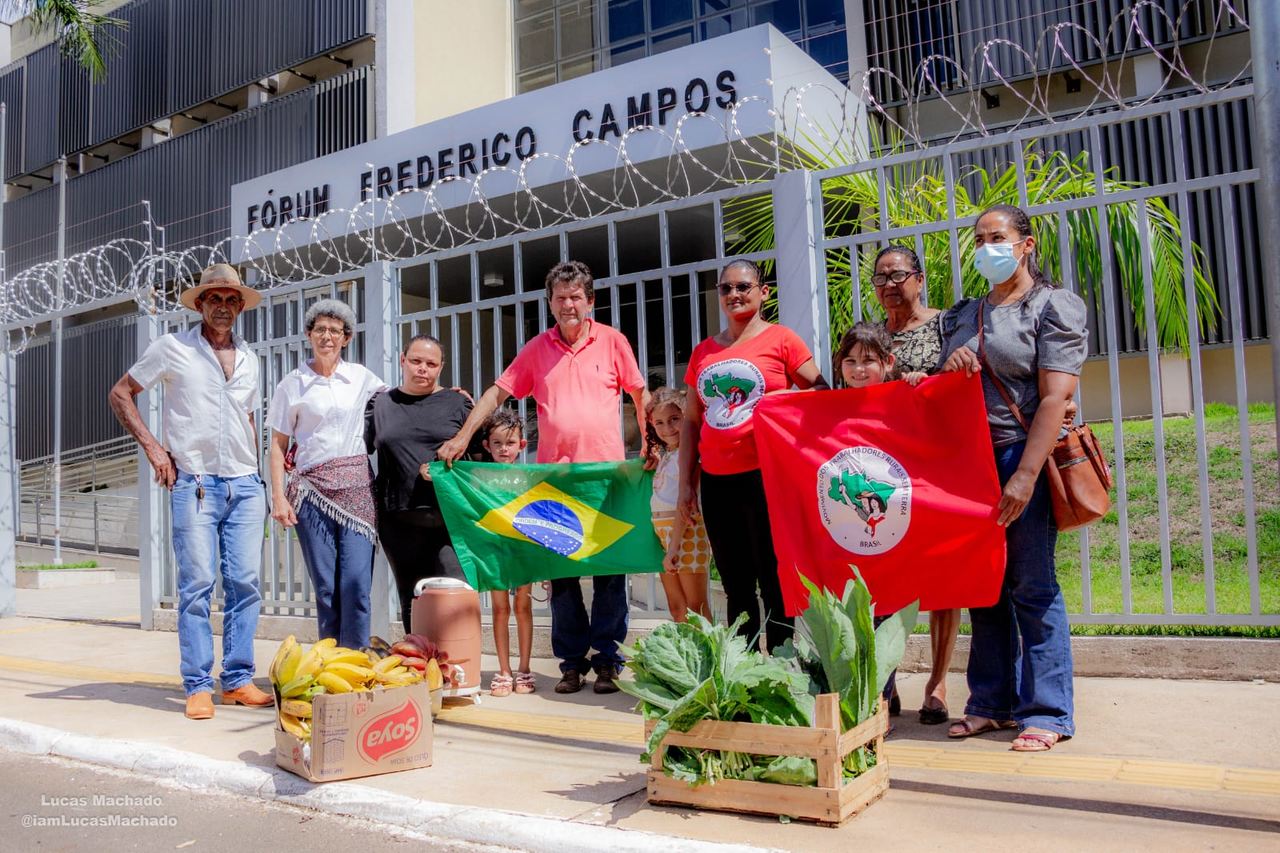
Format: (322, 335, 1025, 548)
(267, 299, 387, 648)
(867, 244, 958, 724)
(677, 259, 828, 651)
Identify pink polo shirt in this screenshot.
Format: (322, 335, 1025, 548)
(496, 321, 645, 463)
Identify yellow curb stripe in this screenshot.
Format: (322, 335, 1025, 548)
(0, 623, 64, 636)
(436, 705, 646, 746)
(0, 654, 184, 690)
(2, 653, 1278, 799)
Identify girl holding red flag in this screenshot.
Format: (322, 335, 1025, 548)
(939, 204, 1088, 753)
(677, 259, 828, 652)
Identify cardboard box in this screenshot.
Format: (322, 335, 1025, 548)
(274, 682, 432, 782)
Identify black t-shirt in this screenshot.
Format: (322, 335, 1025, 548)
(364, 387, 472, 514)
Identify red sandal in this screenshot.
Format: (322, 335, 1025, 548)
(1011, 729, 1062, 752)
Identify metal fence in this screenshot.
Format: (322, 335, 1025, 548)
(18, 436, 139, 554)
(814, 84, 1273, 626)
(149, 277, 369, 617)
(64, 89, 1279, 630)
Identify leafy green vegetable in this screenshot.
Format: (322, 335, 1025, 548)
(778, 572, 919, 777)
(620, 574, 917, 788)
(619, 613, 813, 786)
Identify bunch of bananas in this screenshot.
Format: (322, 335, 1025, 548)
(268, 636, 426, 742)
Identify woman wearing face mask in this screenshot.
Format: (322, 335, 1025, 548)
(938, 204, 1088, 753)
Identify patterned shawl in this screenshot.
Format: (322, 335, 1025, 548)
(286, 454, 377, 543)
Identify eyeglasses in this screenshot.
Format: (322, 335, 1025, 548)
(717, 281, 761, 296)
(871, 270, 919, 288)
(310, 326, 347, 338)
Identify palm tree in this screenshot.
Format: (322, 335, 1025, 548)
(4, 0, 126, 82)
(724, 143, 1218, 354)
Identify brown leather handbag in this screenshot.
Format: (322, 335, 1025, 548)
(977, 305, 1112, 531)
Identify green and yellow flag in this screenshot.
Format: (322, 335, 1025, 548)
(428, 459, 663, 591)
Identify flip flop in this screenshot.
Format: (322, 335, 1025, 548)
(947, 716, 1017, 738)
(1011, 729, 1062, 752)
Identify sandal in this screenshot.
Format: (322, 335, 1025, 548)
(489, 673, 514, 697)
(919, 700, 949, 726)
(513, 671, 536, 694)
(1011, 729, 1062, 752)
(947, 716, 1017, 739)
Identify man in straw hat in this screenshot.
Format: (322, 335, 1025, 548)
(108, 264, 273, 719)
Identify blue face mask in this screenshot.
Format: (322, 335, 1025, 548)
(973, 239, 1027, 284)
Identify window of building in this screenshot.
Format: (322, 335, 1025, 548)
(515, 0, 848, 94)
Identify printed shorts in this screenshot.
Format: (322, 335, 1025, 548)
(652, 513, 712, 574)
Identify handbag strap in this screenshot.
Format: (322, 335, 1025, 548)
(976, 300, 1033, 434)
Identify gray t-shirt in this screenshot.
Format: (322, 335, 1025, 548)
(940, 286, 1088, 447)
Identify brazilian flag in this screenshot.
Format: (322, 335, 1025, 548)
(428, 458, 663, 591)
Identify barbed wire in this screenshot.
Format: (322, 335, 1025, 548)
(0, 0, 1252, 351)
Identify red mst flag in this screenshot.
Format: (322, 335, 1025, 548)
(753, 372, 1006, 616)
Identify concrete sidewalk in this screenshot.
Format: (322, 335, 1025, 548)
(1, 586, 1278, 851)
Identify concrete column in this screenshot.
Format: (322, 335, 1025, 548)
(841, 0, 871, 158)
(0, 352, 16, 618)
(363, 260, 398, 638)
(373, 0, 417, 136)
(772, 168, 830, 382)
(136, 314, 165, 630)
(1252, 2, 1280, 477)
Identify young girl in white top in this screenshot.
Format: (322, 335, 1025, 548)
(481, 410, 536, 696)
(646, 388, 712, 621)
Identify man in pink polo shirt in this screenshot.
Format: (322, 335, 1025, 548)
(438, 260, 649, 695)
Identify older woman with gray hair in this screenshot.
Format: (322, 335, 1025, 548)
(267, 298, 387, 647)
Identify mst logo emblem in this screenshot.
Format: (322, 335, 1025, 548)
(817, 447, 912, 555)
(697, 358, 765, 429)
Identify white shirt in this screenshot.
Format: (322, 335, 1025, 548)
(651, 448, 681, 515)
(129, 325, 260, 478)
(266, 360, 388, 472)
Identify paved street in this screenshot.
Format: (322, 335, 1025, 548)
(0, 750, 486, 852)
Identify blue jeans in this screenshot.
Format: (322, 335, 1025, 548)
(965, 441, 1075, 736)
(550, 574, 629, 674)
(170, 471, 266, 696)
(294, 499, 375, 649)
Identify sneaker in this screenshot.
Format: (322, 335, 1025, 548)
(554, 670, 584, 694)
(592, 666, 620, 694)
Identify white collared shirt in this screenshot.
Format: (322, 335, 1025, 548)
(266, 359, 387, 472)
(129, 324, 260, 478)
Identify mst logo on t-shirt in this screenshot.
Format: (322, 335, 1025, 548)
(697, 358, 766, 430)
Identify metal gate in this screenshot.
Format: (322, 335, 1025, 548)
(812, 85, 1275, 627)
(139, 87, 1276, 630)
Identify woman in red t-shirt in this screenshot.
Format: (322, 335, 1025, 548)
(677, 259, 828, 651)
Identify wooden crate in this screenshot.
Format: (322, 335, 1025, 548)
(644, 694, 889, 826)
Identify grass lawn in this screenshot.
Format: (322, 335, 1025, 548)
(1054, 403, 1278, 630)
(18, 560, 100, 570)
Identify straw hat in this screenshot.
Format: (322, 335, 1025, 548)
(178, 264, 262, 311)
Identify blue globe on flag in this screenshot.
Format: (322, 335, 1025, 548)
(511, 499, 585, 556)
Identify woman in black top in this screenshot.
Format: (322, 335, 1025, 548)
(365, 334, 472, 629)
